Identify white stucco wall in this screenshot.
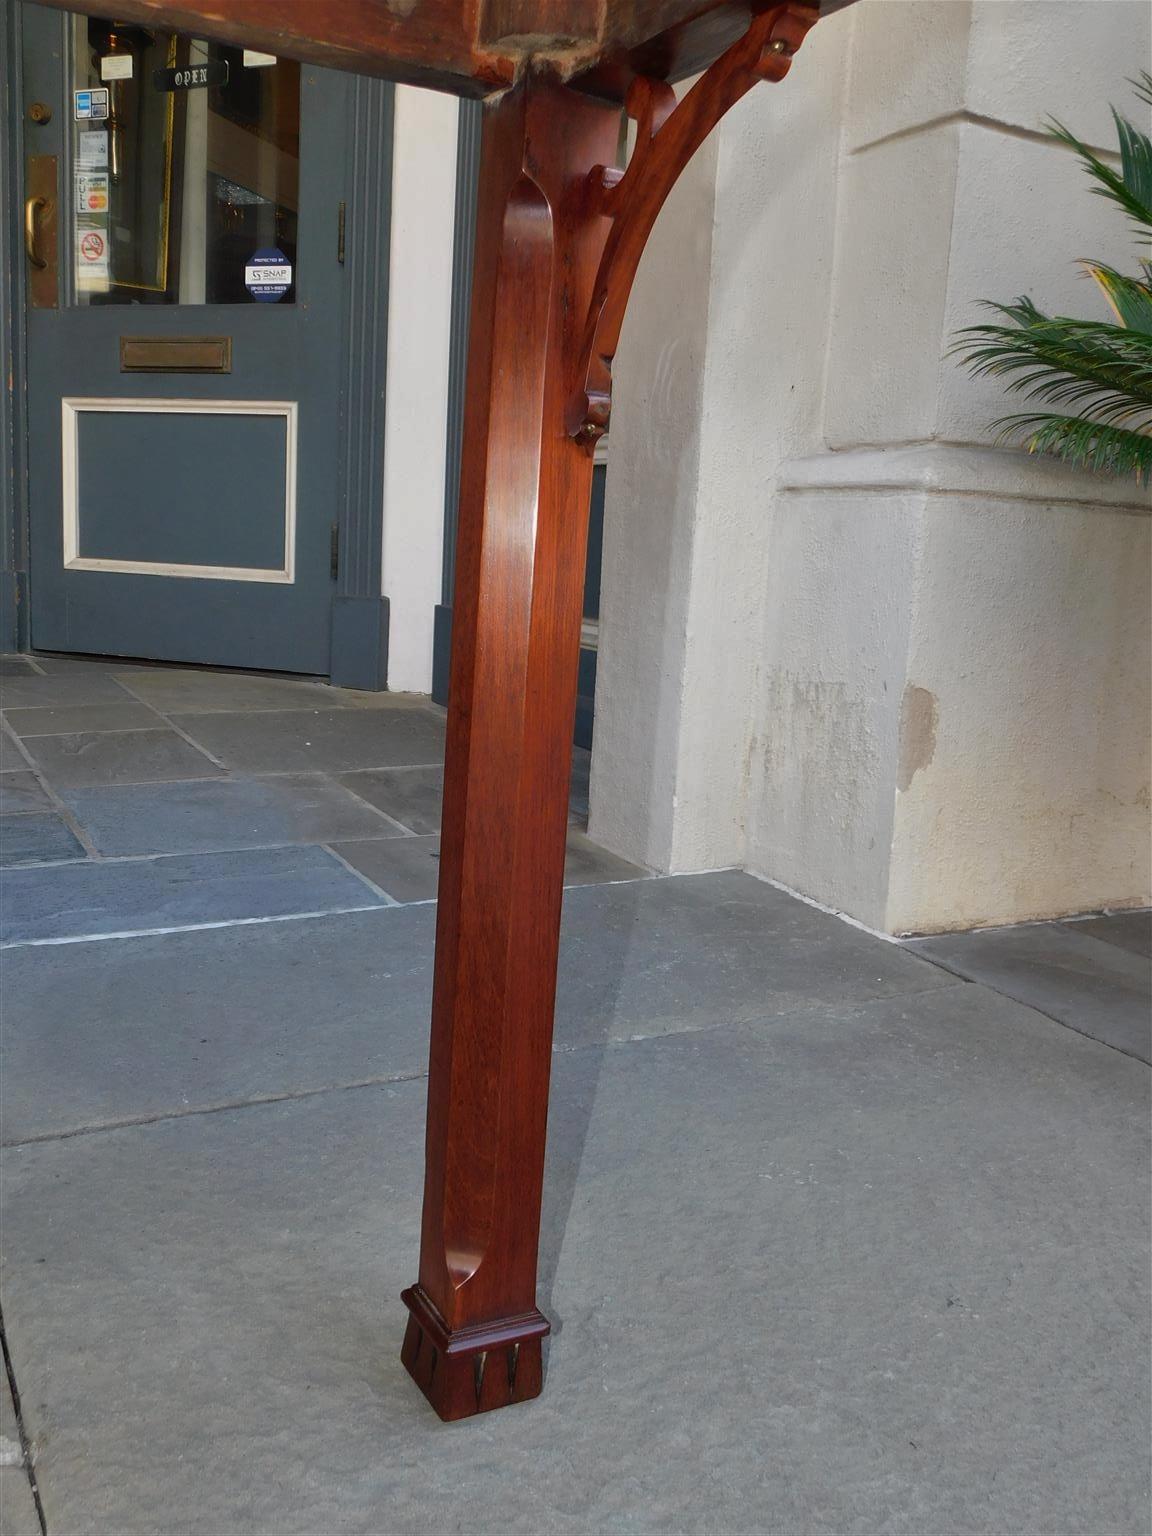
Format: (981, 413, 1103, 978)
(888, 461, 1151, 931)
(590, 11, 851, 871)
(769, 447, 1151, 931)
(380, 86, 458, 694)
(593, 0, 1151, 932)
(587, 132, 719, 872)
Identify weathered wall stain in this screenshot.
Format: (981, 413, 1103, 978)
(898, 684, 937, 793)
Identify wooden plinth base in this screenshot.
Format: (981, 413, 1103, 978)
(400, 1286, 550, 1421)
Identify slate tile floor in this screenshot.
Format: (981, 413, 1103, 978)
(1, 652, 1149, 1534)
(907, 910, 1151, 1063)
(0, 653, 628, 942)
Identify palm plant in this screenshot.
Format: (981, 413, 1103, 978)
(953, 74, 1152, 485)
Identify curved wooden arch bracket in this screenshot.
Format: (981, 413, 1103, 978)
(567, 1, 819, 447)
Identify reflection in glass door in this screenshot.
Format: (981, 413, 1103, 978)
(69, 17, 300, 307)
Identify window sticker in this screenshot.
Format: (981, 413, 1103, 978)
(244, 248, 292, 303)
(73, 87, 109, 120)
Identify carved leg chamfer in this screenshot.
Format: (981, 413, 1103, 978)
(402, 4, 817, 1424)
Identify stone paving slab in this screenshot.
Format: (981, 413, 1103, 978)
(0, 902, 433, 1144)
(4, 654, 162, 676)
(170, 707, 446, 775)
(332, 827, 650, 904)
(116, 669, 373, 715)
(0, 674, 133, 710)
(0, 1461, 39, 1534)
(2, 983, 1146, 1536)
(19, 728, 223, 789)
(0, 730, 28, 772)
(0, 775, 53, 816)
(0, 1365, 38, 1536)
(907, 920, 1152, 1063)
(0, 874, 957, 1144)
(336, 765, 445, 835)
(563, 873, 959, 1041)
(61, 774, 407, 857)
(563, 828, 649, 887)
(328, 832, 444, 902)
(1063, 910, 1152, 959)
(0, 813, 86, 869)
(1, 1369, 21, 1464)
(0, 844, 385, 948)
(3, 700, 161, 737)
(18, 656, 163, 675)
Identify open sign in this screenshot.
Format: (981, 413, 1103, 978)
(154, 60, 229, 91)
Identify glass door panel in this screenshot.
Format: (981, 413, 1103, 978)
(69, 17, 300, 306)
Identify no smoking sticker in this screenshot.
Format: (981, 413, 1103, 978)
(75, 208, 110, 291)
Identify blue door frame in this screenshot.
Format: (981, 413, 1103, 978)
(1, 0, 394, 689)
(1, 0, 30, 652)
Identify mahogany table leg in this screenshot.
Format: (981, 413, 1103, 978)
(400, 75, 621, 1422)
(401, 7, 817, 1422)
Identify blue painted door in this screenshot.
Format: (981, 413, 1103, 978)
(21, 6, 351, 673)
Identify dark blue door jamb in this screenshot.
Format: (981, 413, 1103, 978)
(332, 75, 394, 691)
(1, 0, 30, 653)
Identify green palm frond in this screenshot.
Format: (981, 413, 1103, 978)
(954, 301, 1152, 412)
(1046, 104, 1152, 236)
(953, 78, 1152, 485)
(1083, 261, 1152, 333)
(990, 412, 1152, 482)
(1112, 103, 1152, 227)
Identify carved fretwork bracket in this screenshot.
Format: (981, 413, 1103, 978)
(566, 1, 819, 448)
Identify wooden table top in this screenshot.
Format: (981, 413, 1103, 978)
(28, 0, 856, 100)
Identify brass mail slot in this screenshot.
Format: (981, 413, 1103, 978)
(119, 336, 232, 373)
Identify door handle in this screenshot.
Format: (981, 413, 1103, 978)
(25, 156, 58, 307)
(25, 194, 49, 269)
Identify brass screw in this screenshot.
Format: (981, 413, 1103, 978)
(767, 38, 792, 55)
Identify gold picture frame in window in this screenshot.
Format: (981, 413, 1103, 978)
(107, 33, 178, 295)
(72, 21, 178, 297)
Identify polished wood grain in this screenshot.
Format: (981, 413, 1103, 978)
(27, 0, 846, 99)
(27, 0, 515, 97)
(401, 72, 622, 1421)
(401, 3, 818, 1421)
